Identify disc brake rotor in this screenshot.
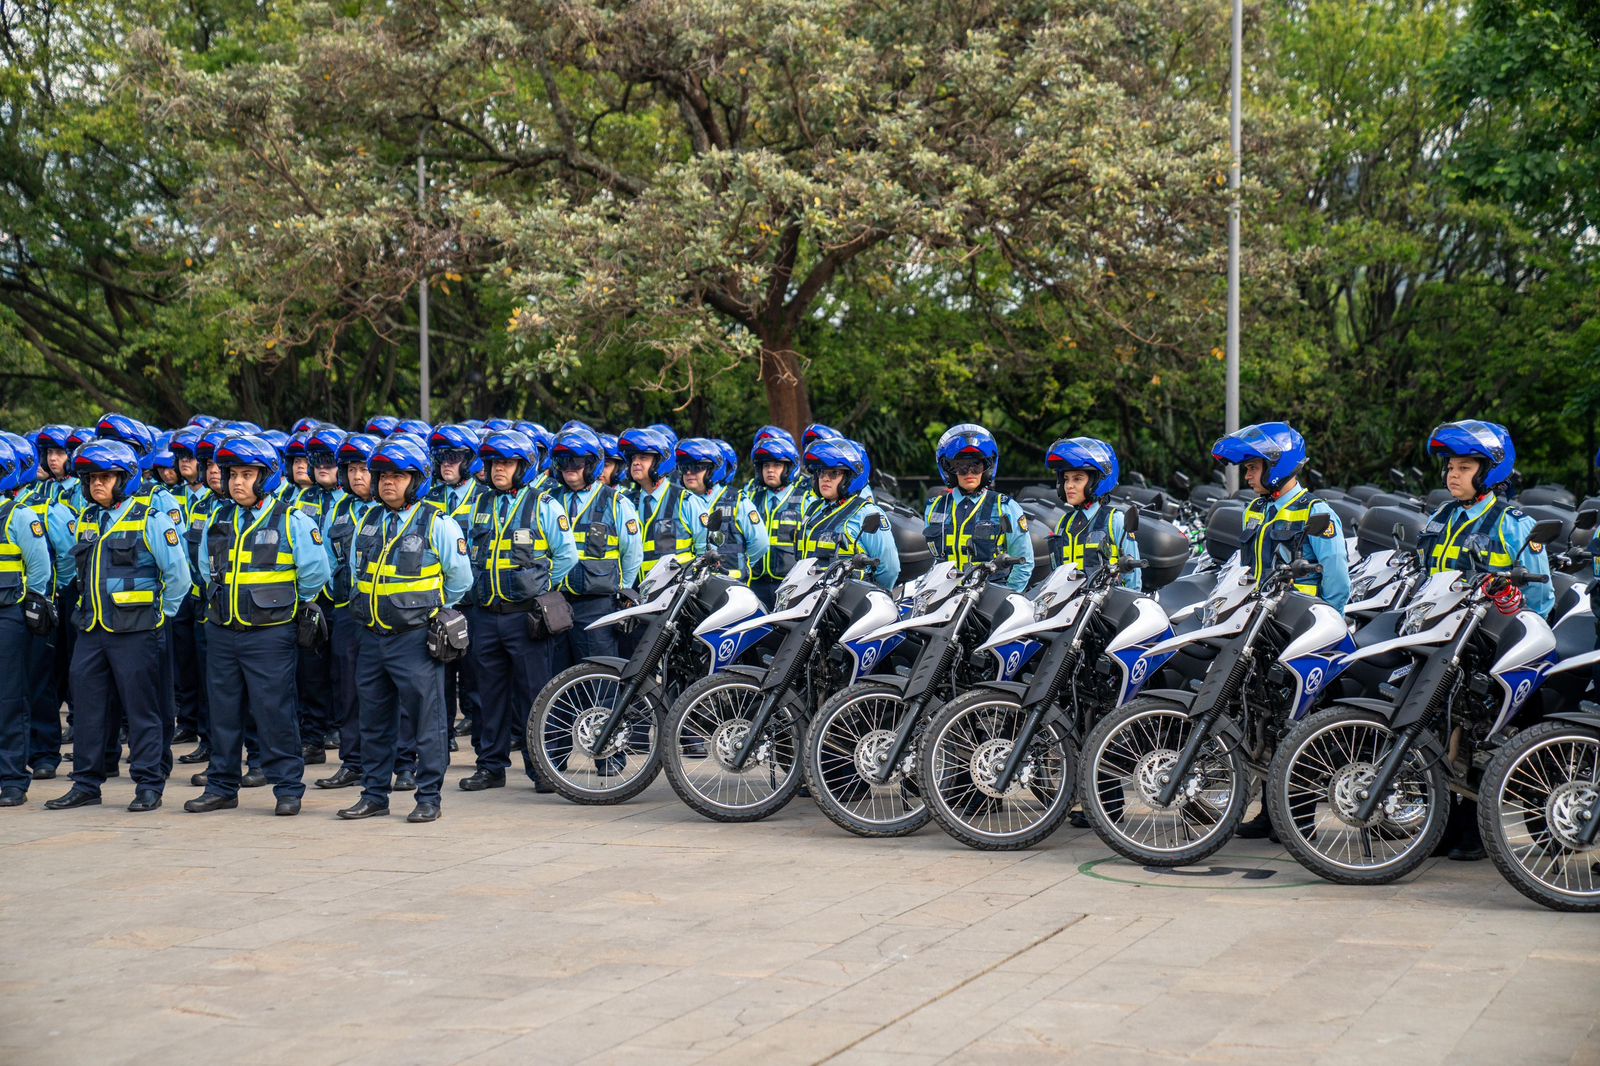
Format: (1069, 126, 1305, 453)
(710, 718, 757, 771)
(970, 737, 1031, 799)
(852, 728, 898, 783)
(1133, 748, 1183, 807)
(1329, 761, 1387, 828)
(572, 708, 630, 760)
(1546, 780, 1600, 851)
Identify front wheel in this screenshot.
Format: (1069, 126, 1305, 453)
(661, 672, 807, 823)
(1266, 705, 1448, 885)
(1478, 720, 1600, 912)
(804, 682, 930, 838)
(917, 689, 1075, 851)
(1081, 697, 1248, 866)
(529, 662, 664, 805)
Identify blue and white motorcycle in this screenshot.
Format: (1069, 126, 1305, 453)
(1266, 517, 1573, 884)
(528, 548, 772, 804)
(918, 509, 1182, 851)
(802, 555, 1039, 838)
(661, 531, 907, 824)
(1080, 511, 1369, 866)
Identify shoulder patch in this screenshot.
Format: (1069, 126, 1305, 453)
(699, 512, 709, 526)
(748, 508, 761, 526)
(309, 527, 323, 545)
(169, 508, 182, 523)
(29, 520, 45, 539)
(457, 537, 468, 555)
(1529, 541, 1544, 554)
(626, 519, 640, 536)
(1505, 507, 1526, 519)
(165, 528, 180, 547)
(1317, 520, 1338, 537)
(556, 514, 570, 532)
(1018, 514, 1029, 533)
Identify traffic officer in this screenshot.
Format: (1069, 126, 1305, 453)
(285, 431, 316, 506)
(923, 424, 1034, 591)
(459, 429, 577, 792)
(1211, 422, 1350, 611)
(1417, 421, 1555, 862)
(287, 425, 348, 763)
(6, 433, 76, 781)
(315, 432, 380, 791)
(1418, 421, 1554, 618)
(1045, 437, 1142, 589)
(710, 439, 771, 580)
(675, 437, 768, 582)
(797, 437, 900, 590)
(168, 427, 211, 756)
(95, 414, 185, 529)
(336, 436, 471, 823)
(43, 441, 190, 812)
(424, 424, 485, 747)
(597, 433, 624, 488)
(549, 425, 641, 664)
(619, 427, 707, 580)
(0, 441, 52, 807)
(1212, 421, 1348, 842)
(746, 432, 810, 607)
(186, 434, 330, 816)
(29, 425, 81, 766)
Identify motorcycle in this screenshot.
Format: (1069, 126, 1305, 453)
(802, 555, 1037, 838)
(661, 519, 904, 823)
(1080, 511, 1363, 866)
(1265, 516, 1571, 885)
(526, 544, 771, 804)
(916, 508, 1181, 850)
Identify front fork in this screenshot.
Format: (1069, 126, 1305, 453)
(590, 593, 691, 756)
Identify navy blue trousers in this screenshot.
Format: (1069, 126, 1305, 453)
(203, 623, 303, 800)
(69, 628, 170, 796)
(356, 626, 447, 806)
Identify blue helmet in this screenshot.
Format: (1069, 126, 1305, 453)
(478, 429, 541, 487)
(1212, 422, 1306, 493)
(463, 418, 486, 431)
(483, 417, 515, 432)
(620, 426, 677, 480)
(96, 412, 155, 455)
(428, 423, 483, 478)
(804, 436, 870, 497)
(751, 433, 800, 485)
(145, 431, 178, 473)
(515, 422, 554, 469)
(754, 424, 796, 450)
(1046, 437, 1120, 500)
(214, 433, 285, 498)
(551, 426, 604, 485)
(68, 426, 99, 451)
(394, 418, 431, 439)
(674, 437, 722, 487)
(337, 432, 379, 492)
(72, 440, 144, 504)
(713, 440, 739, 487)
(0, 431, 37, 486)
(368, 435, 433, 504)
(188, 413, 220, 429)
(364, 415, 399, 436)
(558, 419, 595, 436)
(306, 426, 348, 472)
(286, 430, 312, 459)
(802, 423, 839, 449)
(646, 424, 678, 451)
(197, 425, 236, 465)
(260, 428, 291, 460)
(226, 420, 263, 435)
(0, 440, 18, 495)
(598, 432, 623, 464)
(170, 425, 204, 461)
(35, 424, 74, 453)
(291, 417, 322, 434)
(935, 423, 1000, 488)
(1428, 420, 1516, 495)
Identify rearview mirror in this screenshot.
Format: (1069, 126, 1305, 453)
(1527, 517, 1564, 547)
(1304, 512, 1333, 539)
(1391, 521, 1409, 549)
(1574, 508, 1598, 533)
(861, 513, 885, 534)
(1148, 493, 1165, 514)
(1123, 505, 1140, 537)
(1171, 471, 1191, 493)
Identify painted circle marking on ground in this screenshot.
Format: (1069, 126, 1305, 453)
(1077, 854, 1328, 890)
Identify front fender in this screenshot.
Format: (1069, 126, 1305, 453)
(1136, 687, 1197, 709)
(965, 680, 1031, 702)
(721, 664, 769, 684)
(1540, 709, 1600, 732)
(585, 656, 629, 673)
(860, 673, 911, 694)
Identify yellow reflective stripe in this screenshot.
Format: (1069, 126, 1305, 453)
(356, 577, 442, 595)
(110, 589, 156, 605)
(1250, 487, 1311, 581)
(363, 561, 442, 579)
(223, 570, 297, 586)
(366, 505, 431, 631)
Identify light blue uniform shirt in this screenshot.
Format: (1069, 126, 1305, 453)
(639, 478, 709, 558)
(1238, 487, 1351, 613)
(4, 498, 53, 598)
(198, 499, 332, 603)
(559, 482, 644, 588)
(923, 488, 1035, 592)
(1427, 496, 1555, 618)
(804, 496, 900, 591)
(347, 501, 474, 608)
(1056, 501, 1143, 591)
(79, 495, 193, 619)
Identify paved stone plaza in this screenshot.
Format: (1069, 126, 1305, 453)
(3, 751, 1597, 1066)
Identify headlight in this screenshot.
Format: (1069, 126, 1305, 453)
(1033, 591, 1057, 621)
(1201, 597, 1226, 626)
(1349, 576, 1374, 601)
(1401, 604, 1430, 635)
(775, 585, 796, 610)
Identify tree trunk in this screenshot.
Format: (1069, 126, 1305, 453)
(758, 336, 812, 440)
